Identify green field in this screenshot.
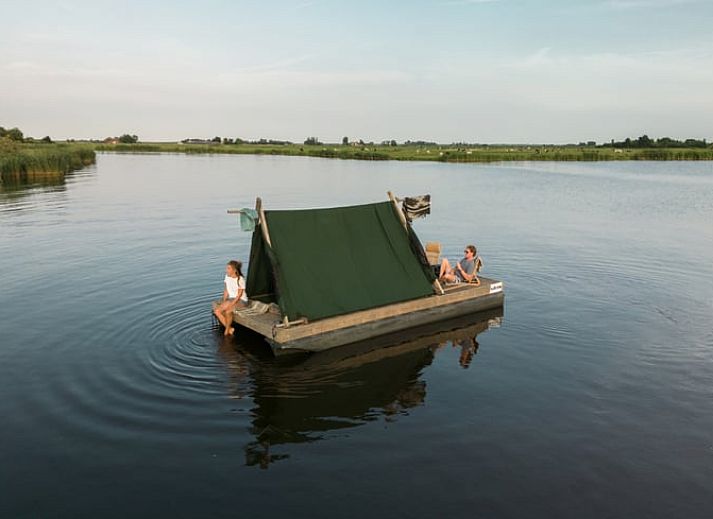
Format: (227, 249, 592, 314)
(0, 139, 96, 182)
(2, 139, 712, 181)
(94, 141, 713, 162)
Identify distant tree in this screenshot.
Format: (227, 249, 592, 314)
(0, 127, 5, 138)
(404, 140, 438, 147)
(606, 134, 712, 149)
(118, 134, 138, 144)
(636, 134, 653, 147)
(390, 140, 397, 147)
(41, 135, 52, 143)
(684, 138, 707, 148)
(304, 137, 321, 145)
(234, 137, 245, 144)
(212, 136, 221, 143)
(342, 136, 349, 145)
(222, 137, 234, 144)
(6, 127, 24, 141)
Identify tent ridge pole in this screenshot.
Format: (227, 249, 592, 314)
(256, 197, 273, 248)
(387, 191, 444, 296)
(387, 191, 408, 230)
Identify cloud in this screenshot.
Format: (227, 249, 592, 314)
(603, 0, 699, 8)
(494, 46, 713, 113)
(284, 1, 319, 13)
(439, 0, 500, 5)
(227, 54, 316, 73)
(516, 47, 552, 67)
(504, 46, 713, 72)
(2, 56, 412, 102)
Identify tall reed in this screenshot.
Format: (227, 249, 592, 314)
(0, 141, 96, 181)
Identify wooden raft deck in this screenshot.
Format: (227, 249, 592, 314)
(231, 277, 504, 353)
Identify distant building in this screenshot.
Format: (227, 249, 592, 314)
(181, 139, 214, 145)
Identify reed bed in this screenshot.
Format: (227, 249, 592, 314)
(0, 141, 96, 181)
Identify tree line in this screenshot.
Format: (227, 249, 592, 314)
(602, 135, 709, 148)
(0, 126, 52, 143)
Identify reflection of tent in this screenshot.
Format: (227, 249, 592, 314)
(246, 200, 436, 322)
(217, 308, 504, 469)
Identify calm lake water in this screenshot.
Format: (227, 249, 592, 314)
(1, 154, 712, 518)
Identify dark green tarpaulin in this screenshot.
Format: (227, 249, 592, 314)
(246, 201, 435, 321)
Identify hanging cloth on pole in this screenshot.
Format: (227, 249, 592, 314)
(402, 194, 431, 222)
(238, 208, 259, 232)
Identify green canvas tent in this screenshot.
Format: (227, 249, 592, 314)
(246, 200, 436, 322)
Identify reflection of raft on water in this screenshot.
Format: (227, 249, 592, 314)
(228, 194, 504, 354)
(220, 308, 503, 468)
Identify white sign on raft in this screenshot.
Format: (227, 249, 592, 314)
(489, 282, 503, 294)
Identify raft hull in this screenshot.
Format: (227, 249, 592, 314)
(231, 277, 504, 354)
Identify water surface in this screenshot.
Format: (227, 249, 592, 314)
(1, 154, 712, 518)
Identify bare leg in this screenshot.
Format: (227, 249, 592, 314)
(214, 300, 232, 329)
(223, 308, 234, 336)
(223, 300, 248, 336)
(439, 258, 452, 278)
(439, 258, 457, 283)
(214, 305, 227, 328)
(224, 300, 248, 335)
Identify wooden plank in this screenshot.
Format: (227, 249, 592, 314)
(274, 277, 503, 343)
(294, 307, 503, 364)
(231, 311, 280, 338)
(230, 276, 504, 352)
(274, 291, 504, 353)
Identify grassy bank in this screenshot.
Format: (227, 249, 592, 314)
(0, 140, 96, 182)
(3, 140, 710, 180)
(94, 142, 713, 162)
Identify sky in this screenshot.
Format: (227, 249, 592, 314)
(1, 0, 712, 143)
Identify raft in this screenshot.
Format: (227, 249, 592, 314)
(226, 194, 505, 354)
(232, 278, 503, 354)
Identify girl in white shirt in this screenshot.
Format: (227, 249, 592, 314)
(213, 260, 248, 336)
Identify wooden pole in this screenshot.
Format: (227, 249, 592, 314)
(255, 197, 307, 328)
(387, 191, 444, 296)
(388, 190, 408, 229)
(256, 197, 273, 248)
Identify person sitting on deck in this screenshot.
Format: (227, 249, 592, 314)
(439, 245, 481, 286)
(213, 260, 248, 336)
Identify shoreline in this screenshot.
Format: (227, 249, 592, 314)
(94, 142, 713, 163)
(3, 141, 712, 181)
